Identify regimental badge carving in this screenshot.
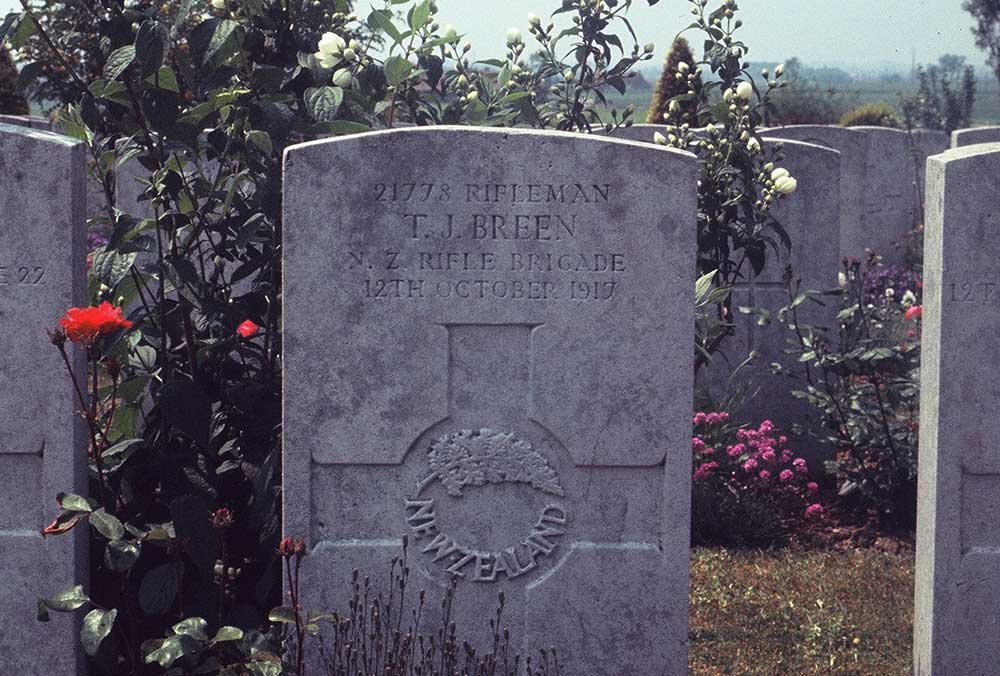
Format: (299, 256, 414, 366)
(426, 428, 564, 497)
(404, 428, 570, 583)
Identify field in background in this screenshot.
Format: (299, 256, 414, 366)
(690, 547, 914, 676)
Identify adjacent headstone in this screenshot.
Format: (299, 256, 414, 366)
(0, 123, 86, 674)
(761, 125, 868, 261)
(915, 142, 1000, 676)
(0, 114, 53, 130)
(722, 139, 841, 449)
(613, 123, 705, 144)
(283, 127, 697, 675)
(951, 125, 1000, 148)
(848, 126, 925, 264)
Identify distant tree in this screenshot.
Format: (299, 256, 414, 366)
(900, 61, 976, 133)
(764, 56, 851, 126)
(840, 102, 902, 128)
(0, 45, 28, 115)
(964, 0, 1000, 108)
(647, 36, 700, 125)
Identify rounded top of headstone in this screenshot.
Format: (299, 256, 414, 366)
(847, 125, 910, 138)
(760, 124, 868, 140)
(0, 121, 81, 148)
(760, 136, 842, 159)
(284, 125, 697, 165)
(929, 141, 1000, 165)
(951, 126, 1000, 148)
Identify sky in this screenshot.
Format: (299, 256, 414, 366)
(0, 0, 985, 73)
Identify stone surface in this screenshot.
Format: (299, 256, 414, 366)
(761, 125, 868, 261)
(0, 123, 87, 674)
(952, 125, 1000, 148)
(915, 142, 1000, 676)
(0, 114, 53, 130)
(720, 139, 841, 451)
(283, 127, 697, 675)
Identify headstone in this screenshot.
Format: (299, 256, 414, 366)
(0, 123, 86, 674)
(915, 142, 1000, 676)
(951, 125, 1000, 148)
(613, 123, 705, 144)
(722, 139, 841, 449)
(0, 114, 53, 130)
(850, 126, 924, 264)
(283, 127, 697, 675)
(761, 125, 868, 261)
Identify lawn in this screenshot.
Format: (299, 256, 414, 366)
(690, 547, 914, 675)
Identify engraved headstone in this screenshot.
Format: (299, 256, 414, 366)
(762, 125, 868, 261)
(0, 123, 86, 674)
(721, 139, 841, 449)
(283, 127, 697, 675)
(952, 125, 1000, 148)
(915, 142, 1000, 676)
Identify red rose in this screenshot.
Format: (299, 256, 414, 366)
(58, 302, 132, 344)
(237, 320, 260, 339)
(904, 305, 923, 321)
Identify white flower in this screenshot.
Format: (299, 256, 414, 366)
(318, 54, 339, 69)
(653, 132, 667, 146)
(317, 32, 346, 57)
(527, 13, 541, 27)
(443, 24, 458, 40)
(722, 88, 734, 103)
(505, 28, 522, 46)
(902, 290, 917, 307)
(747, 137, 761, 154)
(678, 62, 689, 74)
(775, 63, 785, 77)
(838, 272, 848, 287)
(706, 123, 717, 135)
(643, 42, 655, 54)
(774, 176, 797, 195)
(332, 69, 353, 88)
(465, 90, 479, 102)
(342, 48, 356, 61)
(885, 287, 895, 298)
(735, 81, 753, 100)
(770, 167, 790, 182)
(211, 0, 226, 9)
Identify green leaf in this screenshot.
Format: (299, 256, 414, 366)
(16, 60, 42, 92)
(81, 608, 117, 657)
(104, 539, 141, 572)
(304, 86, 344, 122)
(308, 120, 370, 136)
(91, 246, 137, 288)
(149, 66, 180, 93)
(104, 45, 136, 80)
(144, 634, 199, 668)
(695, 269, 718, 304)
(8, 12, 35, 49)
(384, 55, 413, 85)
(204, 19, 239, 65)
(368, 9, 402, 44)
(41, 585, 90, 614)
(139, 562, 179, 615)
(409, 0, 432, 29)
(267, 606, 296, 624)
(57, 492, 95, 513)
(211, 626, 244, 643)
(100, 438, 143, 473)
(247, 130, 272, 155)
(90, 509, 125, 540)
(172, 617, 209, 641)
(135, 21, 167, 77)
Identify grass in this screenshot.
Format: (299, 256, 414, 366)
(690, 547, 914, 675)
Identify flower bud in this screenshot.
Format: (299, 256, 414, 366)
(505, 28, 522, 46)
(723, 89, 734, 103)
(466, 89, 479, 102)
(653, 131, 667, 146)
(644, 42, 655, 54)
(746, 137, 761, 153)
(775, 63, 785, 77)
(668, 99, 679, 113)
(770, 167, 790, 182)
(735, 81, 753, 100)
(528, 12, 541, 27)
(774, 176, 797, 195)
(342, 48, 356, 61)
(462, 41, 472, 53)
(332, 68, 353, 88)
(211, 0, 225, 9)
(678, 62, 689, 74)
(443, 24, 458, 40)
(457, 74, 469, 88)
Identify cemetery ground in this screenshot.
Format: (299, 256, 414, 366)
(690, 546, 914, 675)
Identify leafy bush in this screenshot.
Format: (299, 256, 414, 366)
(769, 256, 922, 529)
(691, 412, 822, 547)
(900, 58, 977, 133)
(839, 101, 901, 128)
(0, 43, 28, 114)
(763, 57, 850, 125)
(654, 0, 799, 372)
(646, 36, 699, 125)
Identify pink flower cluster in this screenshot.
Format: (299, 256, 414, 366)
(691, 415, 825, 520)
